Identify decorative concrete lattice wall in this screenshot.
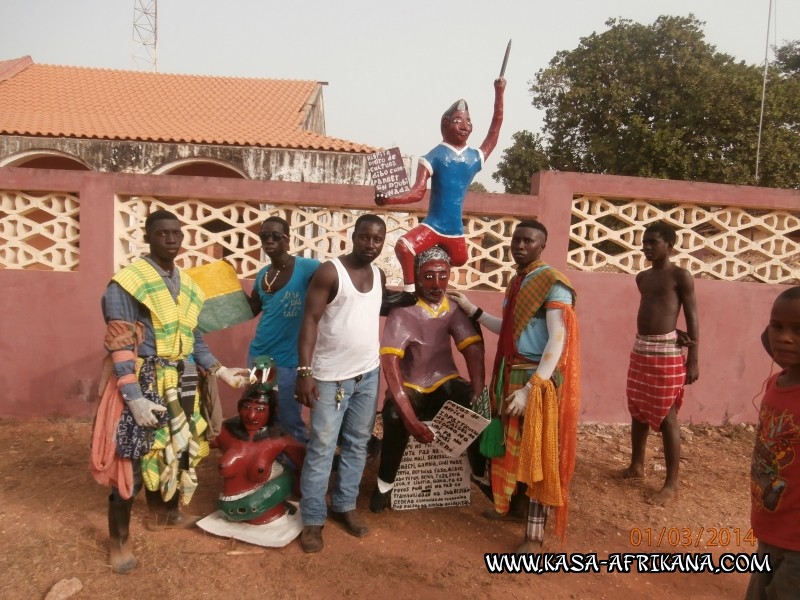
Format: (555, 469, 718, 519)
(9, 189, 797, 286)
(114, 196, 518, 290)
(0, 190, 80, 271)
(569, 195, 800, 284)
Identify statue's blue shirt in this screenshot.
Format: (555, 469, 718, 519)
(418, 143, 484, 236)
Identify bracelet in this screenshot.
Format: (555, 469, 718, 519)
(297, 366, 314, 378)
(473, 308, 484, 320)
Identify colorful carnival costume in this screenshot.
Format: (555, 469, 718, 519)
(92, 256, 216, 505)
(488, 261, 580, 543)
(91, 255, 228, 572)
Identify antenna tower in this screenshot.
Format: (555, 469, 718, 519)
(132, 0, 158, 72)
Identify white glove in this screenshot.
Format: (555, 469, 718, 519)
(447, 291, 478, 317)
(126, 396, 167, 428)
(215, 366, 250, 389)
(504, 383, 531, 417)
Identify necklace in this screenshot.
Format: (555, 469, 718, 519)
(263, 267, 281, 293)
(263, 257, 292, 293)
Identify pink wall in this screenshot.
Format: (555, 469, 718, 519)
(1, 167, 796, 423)
(530, 171, 796, 425)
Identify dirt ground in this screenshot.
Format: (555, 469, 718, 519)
(0, 419, 758, 600)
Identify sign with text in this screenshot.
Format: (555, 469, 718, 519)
(366, 147, 410, 196)
(429, 400, 490, 458)
(390, 401, 489, 511)
(390, 435, 471, 511)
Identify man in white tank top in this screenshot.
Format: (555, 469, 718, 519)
(295, 214, 387, 553)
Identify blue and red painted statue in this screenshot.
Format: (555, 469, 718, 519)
(376, 76, 506, 294)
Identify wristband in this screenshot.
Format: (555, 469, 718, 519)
(473, 308, 484, 320)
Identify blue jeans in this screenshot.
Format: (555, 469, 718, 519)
(299, 366, 380, 526)
(276, 366, 307, 443)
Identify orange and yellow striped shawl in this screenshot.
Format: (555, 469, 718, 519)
(490, 260, 581, 541)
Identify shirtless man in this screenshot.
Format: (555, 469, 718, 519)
(624, 221, 699, 506)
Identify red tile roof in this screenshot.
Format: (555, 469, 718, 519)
(0, 56, 374, 153)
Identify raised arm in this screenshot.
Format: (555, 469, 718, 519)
(295, 262, 337, 407)
(677, 269, 699, 384)
(478, 77, 506, 158)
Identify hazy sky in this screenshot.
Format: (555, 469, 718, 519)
(2, 0, 797, 190)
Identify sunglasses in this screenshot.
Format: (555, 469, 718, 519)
(259, 231, 287, 243)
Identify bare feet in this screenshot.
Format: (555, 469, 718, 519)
(621, 465, 645, 480)
(647, 484, 678, 506)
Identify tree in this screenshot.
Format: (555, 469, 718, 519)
(526, 15, 800, 189)
(774, 40, 800, 75)
(492, 130, 551, 194)
(468, 181, 488, 193)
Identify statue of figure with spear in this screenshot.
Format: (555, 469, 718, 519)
(376, 41, 510, 301)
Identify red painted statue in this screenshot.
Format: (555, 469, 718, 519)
(213, 357, 305, 525)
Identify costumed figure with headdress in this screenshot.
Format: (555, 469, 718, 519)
(449, 220, 581, 551)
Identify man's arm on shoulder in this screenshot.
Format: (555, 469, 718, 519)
(676, 268, 699, 384)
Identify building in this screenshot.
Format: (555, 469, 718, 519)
(0, 55, 375, 182)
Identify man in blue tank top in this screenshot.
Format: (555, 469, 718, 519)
(248, 216, 320, 442)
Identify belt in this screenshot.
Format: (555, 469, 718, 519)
(510, 362, 539, 371)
